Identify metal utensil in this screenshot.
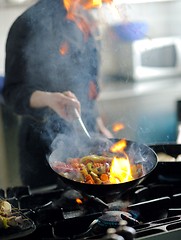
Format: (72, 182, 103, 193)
(73, 108, 91, 140)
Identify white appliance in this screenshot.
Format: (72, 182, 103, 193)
(102, 35, 181, 81)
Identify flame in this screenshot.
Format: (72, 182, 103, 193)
(63, 0, 113, 11)
(63, 0, 113, 39)
(112, 122, 125, 133)
(59, 42, 69, 55)
(80, 0, 113, 9)
(110, 139, 127, 153)
(110, 157, 133, 183)
(76, 198, 83, 204)
(109, 139, 134, 183)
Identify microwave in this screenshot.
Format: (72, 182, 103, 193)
(109, 36, 181, 81)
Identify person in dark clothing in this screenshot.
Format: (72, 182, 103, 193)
(3, 0, 113, 188)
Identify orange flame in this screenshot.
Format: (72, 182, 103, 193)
(109, 139, 134, 183)
(63, 0, 113, 11)
(80, 0, 113, 9)
(112, 122, 125, 133)
(110, 139, 127, 153)
(59, 42, 69, 55)
(63, 0, 113, 39)
(76, 198, 83, 204)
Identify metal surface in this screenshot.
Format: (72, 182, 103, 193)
(137, 228, 181, 240)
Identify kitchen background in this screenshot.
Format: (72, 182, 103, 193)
(0, 0, 181, 188)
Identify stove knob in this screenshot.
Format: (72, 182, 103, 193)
(101, 228, 124, 240)
(116, 220, 136, 240)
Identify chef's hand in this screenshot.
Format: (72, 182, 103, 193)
(30, 90, 81, 121)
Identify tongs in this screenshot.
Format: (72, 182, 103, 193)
(72, 109, 113, 153)
(73, 108, 91, 140)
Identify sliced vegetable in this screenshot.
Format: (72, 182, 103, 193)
(100, 173, 109, 182)
(51, 154, 144, 185)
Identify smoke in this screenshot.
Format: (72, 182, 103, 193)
(127, 141, 157, 175)
(49, 131, 113, 163)
(23, 0, 132, 156)
(22, 0, 100, 143)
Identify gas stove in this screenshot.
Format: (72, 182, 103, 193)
(1, 144, 181, 240)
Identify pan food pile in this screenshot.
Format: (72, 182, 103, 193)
(157, 152, 181, 162)
(49, 139, 158, 188)
(150, 144, 181, 162)
(51, 153, 144, 185)
(0, 199, 20, 229)
(0, 198, 35, 239)
(49, 139, 158, 197)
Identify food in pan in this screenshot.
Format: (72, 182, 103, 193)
(51, 154, 144, 184)
(157, 152, 181, 162)
(0, 199, 24, 229)
(157, 153, 176, 162)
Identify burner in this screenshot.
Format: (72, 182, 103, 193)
(72, 210, 137, 239)
(98, 211, 128, 228)
(54, 189, 84, 211)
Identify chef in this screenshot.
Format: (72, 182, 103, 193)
(2, 0, 113, 188)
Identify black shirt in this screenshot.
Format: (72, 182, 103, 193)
(3, 0, 100, 132)
(2, 0, 101, 187)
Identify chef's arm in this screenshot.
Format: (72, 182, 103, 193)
(96, 117, 113, 138)
(30, 90, 81, 121)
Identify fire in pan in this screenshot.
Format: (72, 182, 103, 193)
(48, 138, 158, 198)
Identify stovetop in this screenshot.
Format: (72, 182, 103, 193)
(1, 145, 181, 240)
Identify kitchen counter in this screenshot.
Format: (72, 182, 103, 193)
(98, 76, 181, 144)
(99, 76, 181, 100)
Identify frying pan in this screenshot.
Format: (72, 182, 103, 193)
(145, 143, 181, 185)
(48, 139, 158, 198)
